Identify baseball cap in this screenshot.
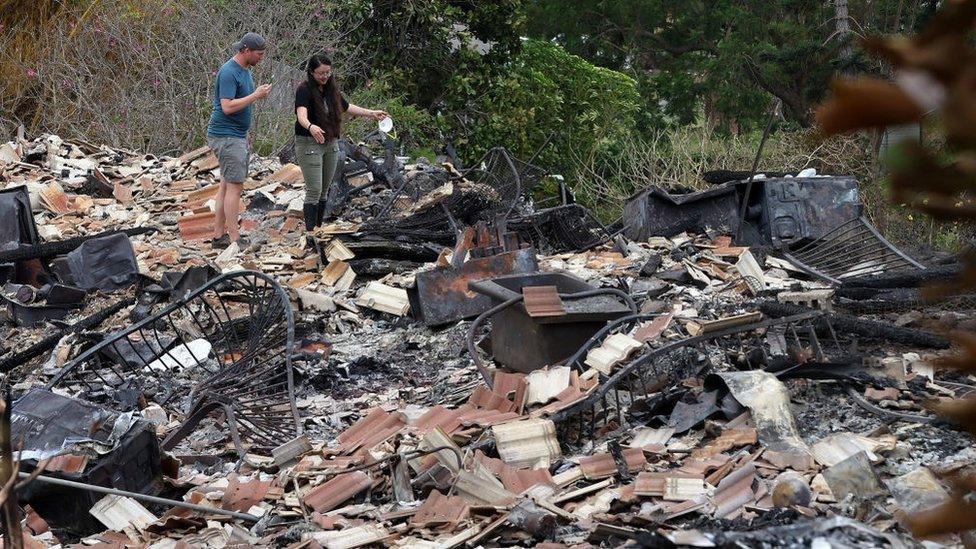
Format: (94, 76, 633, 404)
(232, 32, 267, 52)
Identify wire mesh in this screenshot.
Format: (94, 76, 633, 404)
(47, 270, 300, 454)
(550, 311, 836, 443)
(508, 203, 613, 254)
(360, 148, 544, 243)
(783, 216, 924, 284)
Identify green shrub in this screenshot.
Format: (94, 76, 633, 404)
(442, 38, 640, 179)
(345, 80, 441, 157)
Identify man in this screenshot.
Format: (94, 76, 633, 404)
(207, 32, 272, 248)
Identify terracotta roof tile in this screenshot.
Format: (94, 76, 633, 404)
(413, 405, 471, 435)
(408, 491, 470, 529)
(493, 371, 527, 399)
(634, 471, 703, 497)
(177, 211, 216, 241)
(522, 285, 566, 318)
(713, 463, 757, 519)
(45, 454, 88, 473)
(467, 385, 515, 413)
(302, 471, 372, 513)
(579, 447, 646, 480)
(220, 473, 272, 512)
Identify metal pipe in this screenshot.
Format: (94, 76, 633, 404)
(15, 472, 261, 522)
(734, 99, 780, 243)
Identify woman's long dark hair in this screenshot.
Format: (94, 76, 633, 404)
(305, 54, 342, 140)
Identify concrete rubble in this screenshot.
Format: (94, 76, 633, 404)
(0, 132, 972, 547)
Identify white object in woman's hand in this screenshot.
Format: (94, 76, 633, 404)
(309, 124, 325, 144)
(378, 116, 393, 133)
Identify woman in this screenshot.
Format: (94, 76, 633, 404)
(295, 54, 387, 239)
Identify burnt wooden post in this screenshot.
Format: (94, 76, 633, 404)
(0, 388, 24, 548)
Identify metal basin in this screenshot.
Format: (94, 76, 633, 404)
(469, 272, 632, 373)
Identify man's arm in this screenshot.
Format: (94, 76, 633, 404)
(221, 84, 272, 115)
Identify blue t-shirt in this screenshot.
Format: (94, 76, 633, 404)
(207, 58, 255, 138)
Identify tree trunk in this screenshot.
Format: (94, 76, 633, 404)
(835, 0, 853, 65)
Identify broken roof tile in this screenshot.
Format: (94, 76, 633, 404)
(408, 491, 470, 529)
(579, 447, 646, 480)
(522, 285, 566, 318)
(712, 463, 757, 518)
(492, 418, 561, 470)
(467, 385, 516, 412)
(177, 211, 216, 241)
(302, 471, 372, 513)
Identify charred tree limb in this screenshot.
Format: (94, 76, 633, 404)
(0, 227, 155, 264)
(343, 239, 441, 262)
(837, 264, 963, 291)
(757, 301, 950, 349)
(0, 297, 135, 373)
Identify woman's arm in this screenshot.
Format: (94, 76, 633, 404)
(296, 106, 326, 144)
(346, 103, 389, 120)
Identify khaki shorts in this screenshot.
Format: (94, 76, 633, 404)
(207, 135, 249, 183)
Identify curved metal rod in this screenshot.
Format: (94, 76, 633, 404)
(16, 472, 261, 522)
(47, 270, 301, 446)
(563, 313, 661, 372)
(844, 385, 935, 424)
(467, 296, 523, 387)
(466, 288, 639, 388)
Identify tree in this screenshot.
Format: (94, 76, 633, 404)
(524, 0, 931, 129)
(344, 0, 525, 109)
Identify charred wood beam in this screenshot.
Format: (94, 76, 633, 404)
(757, 301, 949, 349)
(0, 227, 155, 263)
(837, 263, 962, 291)
(343, 239, 440, 262)
(346, 258, 424, 277)
(0, 297, 135, 373)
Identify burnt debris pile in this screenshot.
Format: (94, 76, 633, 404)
(0, 133, 969, 547)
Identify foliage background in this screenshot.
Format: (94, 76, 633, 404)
(0, 0, 964, 249)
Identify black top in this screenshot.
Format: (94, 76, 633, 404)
(294, 81, 349, 137)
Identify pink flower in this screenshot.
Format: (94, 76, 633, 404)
(26, 68, 37, 78)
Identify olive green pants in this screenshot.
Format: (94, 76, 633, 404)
(295, 136, 340, 204)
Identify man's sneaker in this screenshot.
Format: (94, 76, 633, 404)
(211, 235, 230, 249)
